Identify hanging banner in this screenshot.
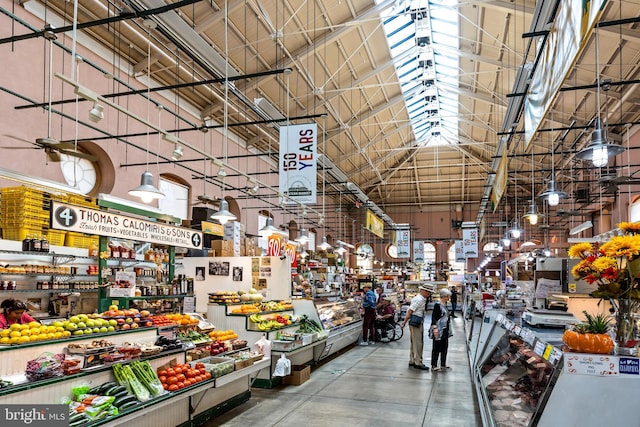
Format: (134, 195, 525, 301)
(413, 240, 425, 263)
(524, 0, 607, 150)
(462, 228, 478, 259)
(394, 225, 411, 258)
(279, 123, 317, 205)
(50, 202, 202, 249)
(455, 240, 465, 263)
(491, 150, 508, 212)
(366, 210, 384, 238)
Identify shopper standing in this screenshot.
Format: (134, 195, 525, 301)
(450, 286, 459, 317)
(401, 285, 432, 370)
(360, 283, 377, 345)
(374, 285, 384, 309)
(430, 288, 452, 371)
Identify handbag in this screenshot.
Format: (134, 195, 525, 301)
(408, 314, 423, 327)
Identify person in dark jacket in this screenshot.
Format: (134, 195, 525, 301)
(450, 287, 459, 317)
(360, 283, 377, 345)
(430, 288, 452, 371)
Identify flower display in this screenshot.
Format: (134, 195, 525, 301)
(568, 222, 640, 352)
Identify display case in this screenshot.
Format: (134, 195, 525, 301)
(293, 298, 362, 361)
(472, 312, 640, 426)
(314, 298, 361, 330)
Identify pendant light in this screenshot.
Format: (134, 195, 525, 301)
(259, 217, 279, 236)
(211, 199, 236, 225)
(295, 228, 309, 246)
(128, 19, 164, 203)
(317, 236, 332, 251)
(210, 2, 236, 226)
(523, 150, 543, 225)
(576, 26, 624, 166)
(539, 118, 568, 206)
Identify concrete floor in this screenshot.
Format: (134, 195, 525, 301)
(208, 314, 482, 427)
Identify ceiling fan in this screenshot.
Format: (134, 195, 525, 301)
(1, 135, 97, 163)
(598, 171, 640, 193)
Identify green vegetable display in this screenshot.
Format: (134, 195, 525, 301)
(112, 363, 151, 401)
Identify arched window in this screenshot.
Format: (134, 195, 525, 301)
(423, 243, 436, 265)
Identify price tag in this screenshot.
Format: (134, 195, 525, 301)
(542, 344, 553, 360)
(533, 340, 546, 356)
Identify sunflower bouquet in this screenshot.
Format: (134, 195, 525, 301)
(568, 221, 640, 350)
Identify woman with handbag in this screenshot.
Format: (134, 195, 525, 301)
(430, 288, 452, 371)
(400, 285, 433, 370)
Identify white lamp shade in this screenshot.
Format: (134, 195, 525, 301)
(210, 199, 236, 225)
(128, 171, 165, 203)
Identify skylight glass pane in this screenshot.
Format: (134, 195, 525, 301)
(377, 0, 459, 144)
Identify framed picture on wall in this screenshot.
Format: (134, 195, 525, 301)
(195, 267, 205, 281)
(209, 261, 230, 276)
(232, 267, 243, 281)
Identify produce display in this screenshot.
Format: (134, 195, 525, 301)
(165, 313, 199, 326)
(208, 329, 238, 341)
(113, 360, 165, 401)
(209, 340, 230, 356)
(249, 313, 293, 331)
(208, 291, 241, 304)
(149, 314, 178, 327)
(177, 329, 211, 345)
(296, 315, 324, 334)
(99, 306, 154, 330)
(67, 339, 115, 354)
(195, 357, 235, 378)
(157, 362, 212, 391)
(26, 352, 66, 381)
(154, 335, 183, 351)
(66, 382, 139, 425)
(0, 321, 71, 344)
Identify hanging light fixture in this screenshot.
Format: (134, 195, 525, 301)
(212, 3, 235, 226)
(129, 171, 165, 203)
(211, 199, 236, 225)
(295, 228, 309, 246)
(576, 26, 624, 167)
(317, 236, 332, 251)
(540, 115, 568, 206)
(335, 243, 347, 255)
(502, 234, 511, 248)
(128, 19, 164, 204)
(259, 217, 279, 235)
(523, 149, 543, 226)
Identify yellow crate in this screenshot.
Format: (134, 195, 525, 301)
(47, 229, 66, 246)
(3, 226, 47, 241)
(66, 194, 97, 207)
(65, 231, 99, 249)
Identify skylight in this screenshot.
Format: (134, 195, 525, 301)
(378, 0, 459, 147)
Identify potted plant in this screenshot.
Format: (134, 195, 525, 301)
(562, 311, 614, 354)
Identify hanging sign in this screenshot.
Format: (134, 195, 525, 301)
(50, 202, 202, 249)
(413, 240, 425, 263)
(394, 225, 410, 258)
(279, 123, 317, 204)
(366, 210, 384, 238)
(455, 240, 465, 262)
(462, 228, 478, 258)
